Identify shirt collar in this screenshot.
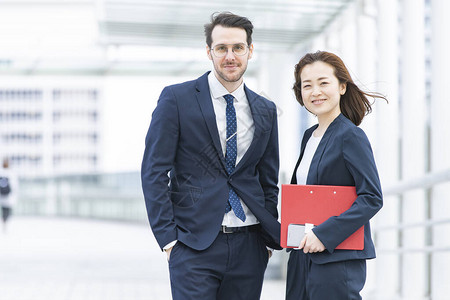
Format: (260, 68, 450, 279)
(208, 71, 245, 102)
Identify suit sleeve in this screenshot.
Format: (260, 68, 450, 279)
(313, 126, 383, 253)
(141, 87, 179, 250)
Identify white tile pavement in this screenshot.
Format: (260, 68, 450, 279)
(0, 217, 285, 300)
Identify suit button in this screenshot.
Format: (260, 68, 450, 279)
(229, 178, 233, 182)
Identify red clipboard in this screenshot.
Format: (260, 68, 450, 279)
(281, 184, 364, 250)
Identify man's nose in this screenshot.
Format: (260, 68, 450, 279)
(224, 46, 236, 60)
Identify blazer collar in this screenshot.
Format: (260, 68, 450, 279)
(290, 124, 317, 184)
(306, 113, 344, 184)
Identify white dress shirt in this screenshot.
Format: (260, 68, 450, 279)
(296, 133, 322, 185)
(207, 72, 259, 227)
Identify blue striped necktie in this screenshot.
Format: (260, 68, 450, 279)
(223, 94, 246, 222)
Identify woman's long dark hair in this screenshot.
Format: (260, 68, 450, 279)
(293, 51, 387, 126)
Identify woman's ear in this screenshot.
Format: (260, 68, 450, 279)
(340, 83, 347, 95)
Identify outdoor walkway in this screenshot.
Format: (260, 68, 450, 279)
(0, 217, 285, 300)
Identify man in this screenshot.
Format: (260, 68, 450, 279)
(141, 12, 280, 300)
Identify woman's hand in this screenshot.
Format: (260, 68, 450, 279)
(298, 230, 325, 253)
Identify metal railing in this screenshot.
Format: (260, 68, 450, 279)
(376, 169, 450, 253)
(16, 171, 147, 222)
(14, 171, 284, 280)
(371, 169, 450, 299)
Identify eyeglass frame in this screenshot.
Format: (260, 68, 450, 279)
(209, 43, 251, 57)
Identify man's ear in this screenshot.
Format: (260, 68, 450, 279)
(206, 45, 212, 60)
(248, 44, 254, 60)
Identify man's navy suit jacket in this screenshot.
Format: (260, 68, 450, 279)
(141, 72, 281, 251)
(290, 114, 383, 264)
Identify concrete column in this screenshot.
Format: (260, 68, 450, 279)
(399, 0, 427, 298)
(338, 4, 358, 74)
(356, 0, 377, 141)
(256, 51, 302, 279)
(430, 0, 450, 299)
(257, 51, 301, 185)
(352, 1, 379, 297)
(373, 0, 400, 299)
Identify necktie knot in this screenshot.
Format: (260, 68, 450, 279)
(224, 94, 234, 105)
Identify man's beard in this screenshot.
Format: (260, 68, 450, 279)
(215, 62, 247, 83)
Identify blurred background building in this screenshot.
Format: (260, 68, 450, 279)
(0, 85, 101, 175)
(1, 0, 449, 299)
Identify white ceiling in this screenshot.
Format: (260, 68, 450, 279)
(0, 0, 353, 76)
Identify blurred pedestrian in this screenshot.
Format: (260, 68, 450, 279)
(1, 158, 17, 233)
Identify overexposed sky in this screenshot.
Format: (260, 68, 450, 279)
(102, 75, 193, 172)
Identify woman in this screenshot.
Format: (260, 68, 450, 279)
(286, 51, 385, 300)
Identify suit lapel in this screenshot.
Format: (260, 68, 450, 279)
(195, 73, 226, 169)
(290, 126, 316, 184)
(306, 115, 341, 184)
(234, 85, 265, 172)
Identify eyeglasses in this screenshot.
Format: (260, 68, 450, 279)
(210, 43, 250, 57)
